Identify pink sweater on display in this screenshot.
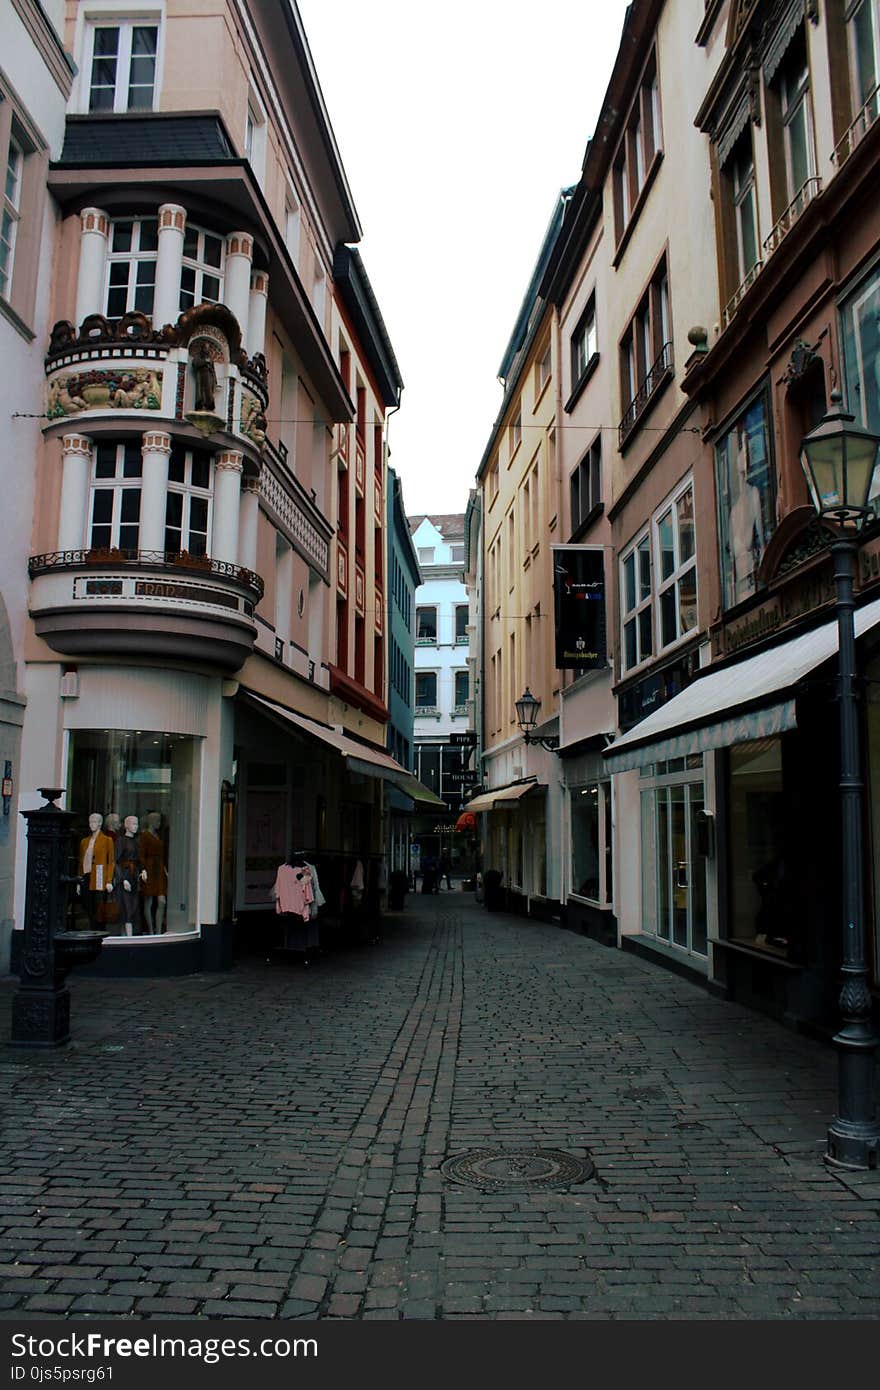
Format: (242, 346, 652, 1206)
(272, 863, 314, 920)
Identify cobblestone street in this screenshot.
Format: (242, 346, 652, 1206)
(0, 893, 879, 1320)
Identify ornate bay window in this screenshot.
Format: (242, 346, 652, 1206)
(165, 446, 212, 555)
(180, 226, 224, 311)
(89, 442, 143, 551)
(105, 218, 158, 318)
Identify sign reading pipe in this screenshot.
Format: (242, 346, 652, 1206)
(553, 545, 607, 672)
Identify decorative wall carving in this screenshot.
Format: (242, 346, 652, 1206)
(47, 368, 162, 418)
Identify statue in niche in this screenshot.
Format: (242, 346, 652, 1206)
(192, 340, 218, 412)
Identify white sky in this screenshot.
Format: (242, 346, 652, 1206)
(296, 0, 633, 517)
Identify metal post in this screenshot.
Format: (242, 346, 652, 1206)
(827, 538, 880, 1168)
(11, 789, 76, 1047)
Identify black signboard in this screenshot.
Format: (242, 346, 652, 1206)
(553, 546, 606, 671)
(446, 771, 477, 785)
(449, 731, 477, 745)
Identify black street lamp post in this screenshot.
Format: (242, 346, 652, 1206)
(800, 392, 880, 1169)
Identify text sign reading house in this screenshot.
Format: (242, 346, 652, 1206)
(553, 546, 606, 671)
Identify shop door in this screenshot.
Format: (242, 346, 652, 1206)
(655, 782, 707, 956)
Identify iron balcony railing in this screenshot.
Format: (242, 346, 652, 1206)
(27, 548, 264, 601)
(762, 177, 822, 258)
(721, 259, 764, 329)
(832, 84, 880, 168)
(618, 341, 674, 447)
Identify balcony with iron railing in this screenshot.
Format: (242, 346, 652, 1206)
(721, 259, 764, 330)
(833, 84, 880, 168)
(27, 548, 262, 671)
(762, 177, 822, 259)
(618, 342, 674, 448)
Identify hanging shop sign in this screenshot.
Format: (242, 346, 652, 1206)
(552, 546, 606, 671)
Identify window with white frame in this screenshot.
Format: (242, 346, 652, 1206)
(571, 297, 598, 389)
(621, 479, 698, 672)
(85, 20, 159, 112)
(164, 445, 212, 556)
(417, 547, 435, 565)
(621, 532, 653, 672)
(613, 51, 661, 242)
(416, 605, 437, 641)
(89, 442, 142, 551)
(619, 257, 672, 439)
(416, 671, 437, 708)
(536, 340, 551, 394)
(455, 604, 468, 641)
(454, 670, 469, 708)
(655, 482, 697, 648)
(0, 131, 22, 303)
(180, 225, 223, 311)
(105, 218, 158, 318)
(243, 86, 267, 183)
(510, 408, 522, 454)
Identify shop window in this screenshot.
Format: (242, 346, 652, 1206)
(180, 226, 223, 311)
(89, 442, 142, 552)
(165, 445, 212, 556)
(727, 739, 795, 957)
(67, 730, 197, 934)
(416, 606, 437, 642)
(416, 671, 437, 708)
(715, 388, 776, 610)
(85, 20, 159, 113)
(105, 219, 158, 318)
(571, 782, 612, 905)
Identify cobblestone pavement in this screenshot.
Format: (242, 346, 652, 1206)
(0, 893, 879, 1320)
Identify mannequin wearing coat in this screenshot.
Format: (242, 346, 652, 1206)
(139, 811, 167, 934)
(115, 816, 148, 936)
(77, 812, 115, 928)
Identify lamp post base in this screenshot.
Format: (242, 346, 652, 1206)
(826, 1121, 880, 1170)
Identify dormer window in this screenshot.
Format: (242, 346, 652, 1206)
(86, 21, 159, 112)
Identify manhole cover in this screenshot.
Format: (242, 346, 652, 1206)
(440, 1147, 595, 1192)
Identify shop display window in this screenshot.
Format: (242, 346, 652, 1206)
(67, 730, 198, 936)
(570, 781, 612, 905)
(726, 738, 796, 957)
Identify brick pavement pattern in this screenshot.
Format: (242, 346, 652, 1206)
(0, 894, 879, 1320)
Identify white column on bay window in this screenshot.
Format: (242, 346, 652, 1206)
(153, 204, 187, 326)
(223, 232, 253, 343)
(247, 269, 268, 356)
(57, 434, 93, 551)
(238, 475, 260, 572)
(140, 430, 172, 551)
(74, 208, 110, 325)
(212, 449, 244, 563)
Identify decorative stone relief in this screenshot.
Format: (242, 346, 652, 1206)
(47, 368, 162, 418)
(240, 390, 268, 448)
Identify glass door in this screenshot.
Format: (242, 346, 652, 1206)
(651, 780, 707, 956)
